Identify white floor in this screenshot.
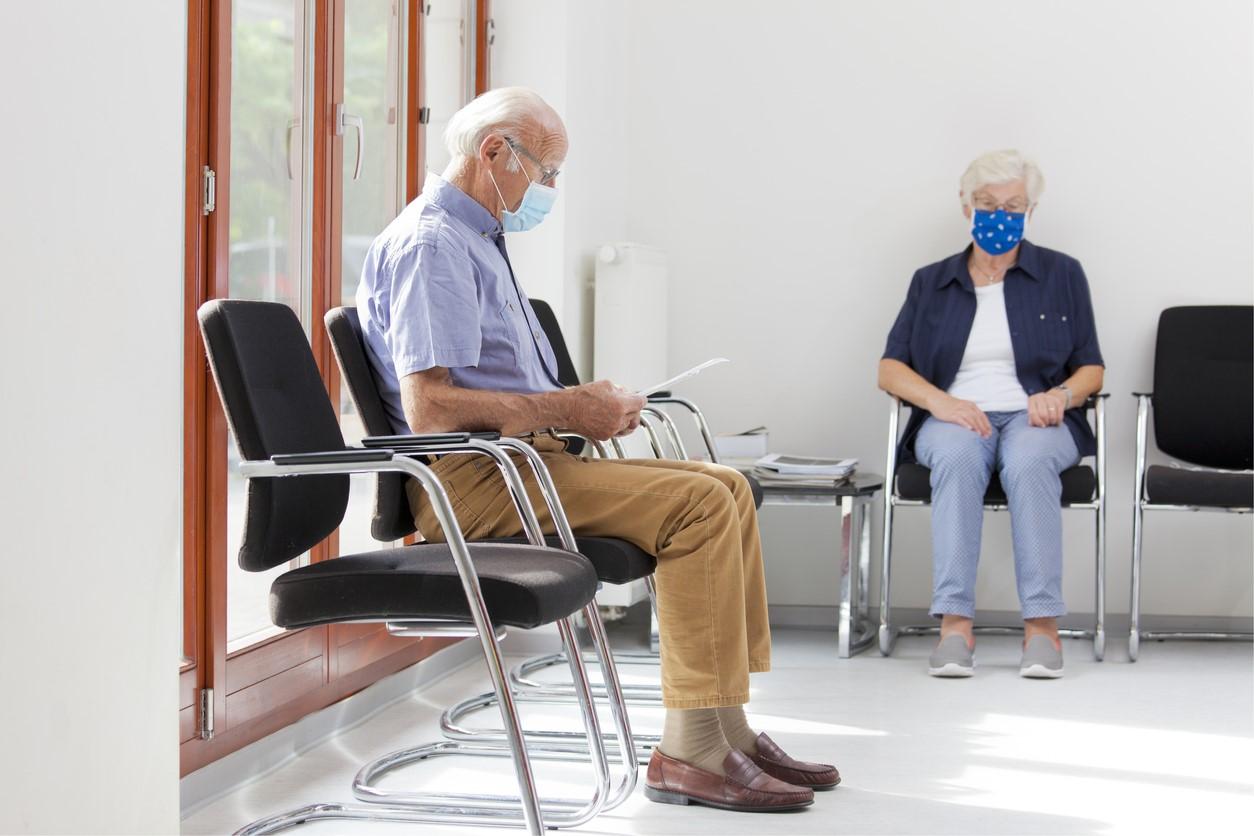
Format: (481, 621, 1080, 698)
(182, 628, 1254, 836)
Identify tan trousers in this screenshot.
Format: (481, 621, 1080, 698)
(407, 435, 771, 708)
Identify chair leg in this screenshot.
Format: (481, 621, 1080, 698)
(233, 615, 606, 835)
(442, 594, 660, 763)
(1094, 500, 1107, 662)
(1130, 499, 1144, 662)
(507, 578, 663, 701)
(350, 613, 615, 826)
(878, 498, 897, 656)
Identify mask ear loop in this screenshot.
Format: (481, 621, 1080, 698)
(486, 138, 534, 217)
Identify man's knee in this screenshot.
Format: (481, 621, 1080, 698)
(681, 471, 739, 518)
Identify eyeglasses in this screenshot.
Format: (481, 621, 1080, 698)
(971, 193, 1030, 214)
(505, 136, 560, 186)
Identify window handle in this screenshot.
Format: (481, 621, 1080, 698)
(285, 118, 300, 180)
(336, 103, 365, 181)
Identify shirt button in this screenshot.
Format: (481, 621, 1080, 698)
(1062, 315, 1067, 321)
(534, 330, 541, 339)
(1039, 313, 1046, 319)
(508, 302, 514, 311)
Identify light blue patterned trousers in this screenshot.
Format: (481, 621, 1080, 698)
(915, 411, 1079, 620)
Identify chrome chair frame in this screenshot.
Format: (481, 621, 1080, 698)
(878, 394, 1109, 660)
(1128, 393, 1253, 661)
(348, 439, 641, 807)
(500, 411, 691, 706)
(648, 396, 721, 462)
(234, 442, 631, 835)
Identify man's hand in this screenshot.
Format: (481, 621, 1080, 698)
(928, 393, 992, 437)
(562, 380, 646, 441)
(1027, 390, 1068, 427)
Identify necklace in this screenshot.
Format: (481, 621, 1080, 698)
(970, 258, 1015, 286)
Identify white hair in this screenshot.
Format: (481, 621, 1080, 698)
(960, 149, 1045, 206)
(443, 86, 565, 168)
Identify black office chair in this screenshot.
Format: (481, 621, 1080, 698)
(1130, 305, 1254, 660)
(879, 394, 1109, 660)
(199, 299, 629, 836)
(324, 306, 662, 768)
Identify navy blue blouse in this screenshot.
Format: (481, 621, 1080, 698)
(882, 240, 1104, 462)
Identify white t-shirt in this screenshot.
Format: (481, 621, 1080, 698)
(946, 282, 1029, 412)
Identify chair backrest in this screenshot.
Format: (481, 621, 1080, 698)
(198, 299, 350, 571)
(1153, 305, 1253, 470)
(529, 298, 582, 387)
(325, 305, 418, 542)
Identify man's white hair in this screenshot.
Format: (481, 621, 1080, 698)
(443, 86, 565, 167)
(960, 149, 1045, 206)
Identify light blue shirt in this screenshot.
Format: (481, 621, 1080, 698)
(357, 173, 563, 434)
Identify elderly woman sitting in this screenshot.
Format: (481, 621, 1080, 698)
(877, 150, 1104, 679)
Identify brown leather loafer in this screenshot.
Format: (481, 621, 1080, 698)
(644, 749, 814, 812)
(750, 733, 841, 789)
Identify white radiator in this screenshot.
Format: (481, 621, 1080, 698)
(593, 242, 668, 390)
(592, 242, 667, 609)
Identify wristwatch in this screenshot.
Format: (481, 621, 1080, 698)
(1053, 384, 1073, 409)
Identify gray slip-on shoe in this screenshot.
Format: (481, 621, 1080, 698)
(1020, 635, 1064, 678)
(928, 634, 975, 677)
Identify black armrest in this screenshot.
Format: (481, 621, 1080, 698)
(361, 431, 502, 449)
(1132, 392, 1153, 398)
(647, 390, 672, 400)
(271, 449, 395, 466)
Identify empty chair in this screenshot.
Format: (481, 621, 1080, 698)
(1129, 305, 1254, 660)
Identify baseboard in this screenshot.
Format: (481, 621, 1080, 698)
(179, 638, 482, 819)
(768, 604, 1253, 634)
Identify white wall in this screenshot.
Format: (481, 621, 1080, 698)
(495, 0, 1253, 623)
(0, 3, 185, 832)
(492, 0, 630, 378)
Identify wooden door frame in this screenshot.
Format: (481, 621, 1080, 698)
(181, 0, 489, 777)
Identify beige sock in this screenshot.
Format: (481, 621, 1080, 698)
(658, 708, 733, 775)
(716, 705, 761, 756)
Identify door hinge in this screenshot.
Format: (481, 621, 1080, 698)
(199, 688, 215, 740)
(418, 106, 431, 125)
(202, 166, 216, 216)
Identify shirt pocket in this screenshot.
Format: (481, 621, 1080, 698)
(1034, 309, 1073, 352)
(476, 297, 520, 370)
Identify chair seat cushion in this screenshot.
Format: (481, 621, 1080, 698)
(491, 536, 656, 585)
(270, 542, 598, 631)
(1145, 465, 1253, 509)
(896, 463, 1096, 505)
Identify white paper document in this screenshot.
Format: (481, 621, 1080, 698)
(637, 357, 729, 397)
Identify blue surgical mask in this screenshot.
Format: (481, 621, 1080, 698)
(971, 208, 1027, 254)
(488, 144, 558, 232)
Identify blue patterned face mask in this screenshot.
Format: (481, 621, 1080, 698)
(971, 208, 1026, 254)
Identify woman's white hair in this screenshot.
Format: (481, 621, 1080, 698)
(960, 149, 1045, 206)
(443, 86, 565, 167)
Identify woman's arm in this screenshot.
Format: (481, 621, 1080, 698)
(1028, 365, 1104, 427)
(878, 358, 992, 437)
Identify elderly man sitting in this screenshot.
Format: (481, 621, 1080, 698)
(357, 86, 837, 812)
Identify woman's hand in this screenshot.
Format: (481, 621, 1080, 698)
(928, 393, 992, 437)
(1027, 389, 1069, 427)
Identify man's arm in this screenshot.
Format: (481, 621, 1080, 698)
(401, 367, 645, 440)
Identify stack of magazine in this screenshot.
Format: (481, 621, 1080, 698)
(752, 453, 857, 488)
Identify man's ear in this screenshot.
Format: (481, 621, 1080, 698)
(479, 133, 505, 166)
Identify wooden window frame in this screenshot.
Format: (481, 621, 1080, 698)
(181, 0, 490, 776)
